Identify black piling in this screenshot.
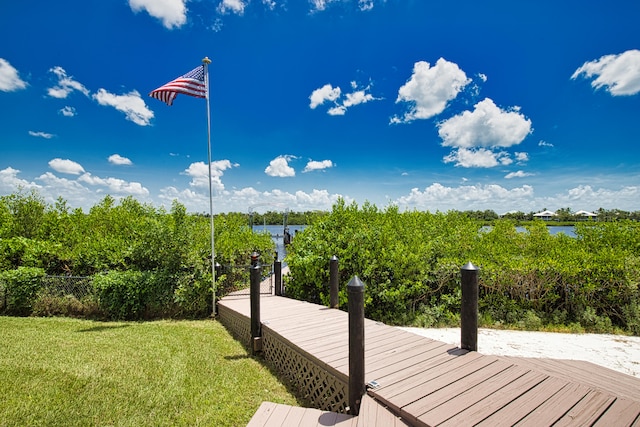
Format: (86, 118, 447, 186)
(329, 255, 339, 308)
(347, 275, 365, 416)
(250, 251, 262, 354)
(461, 261, 479, 352)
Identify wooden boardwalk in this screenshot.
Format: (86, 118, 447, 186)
(219, 293, 640, 426)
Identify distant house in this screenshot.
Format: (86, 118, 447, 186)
(574, 210, 598, 220)
(533, 210, 557, 221)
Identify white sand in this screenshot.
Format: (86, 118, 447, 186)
(400, 327, 640, 379)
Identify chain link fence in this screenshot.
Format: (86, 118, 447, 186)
(40, 276, 94, 299)
(219, 263, 274, 296)
(0, 280, 5, 312)
(0, 262, 275, 315)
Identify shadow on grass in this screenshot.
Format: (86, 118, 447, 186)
(218, 322, 312, 408)
(76, 324, 131, 333)
(225, 354, 251, 361)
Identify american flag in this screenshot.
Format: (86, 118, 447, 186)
(149, 65, 206, 106)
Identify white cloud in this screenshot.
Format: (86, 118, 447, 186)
(572, 49, 640, 96)
(28, 131, 55, 139)
(539, 140, 554, 148)
(328, 106, 346, 116)
(78, 172, 149, 196)
(159, 184, 347, 213)
(392, 58, 471, 123)
(108, 154, 133, 166)
(182, 160, 235, 191)
(0, 167, 40, 193)
(128, 0, 187, 29)
(515, 152, 529, 163)
(443, 147, 512, 168)
(505, 170, 534, 179)
(59, 106, 76, 117)
(310, 81, 379, 115)
(310, 0, 334, 12)
(47, 66, 89, 99)
(262, 0, 276, 10)
(92, 89, 154, 126)
(36, 172, 99, 206)
(265, 155, 296, 177)
(218, 0, 247, 15)
(49, 158, 85, 175)
(303, 159, 333, 173)
(397, 183, 535, 211)
(438, 98, 532, 149)
(358, 0, 374, 11)
(309, 84, 341, 109)
(343, 88, 375, 107)
(0, 58, 27, 92)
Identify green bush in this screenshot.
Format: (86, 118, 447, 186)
(286, 201, 640, 334)
(31, 294, 102, 318)
(93, 271, 174, 320)
(173, 270, 214, 318)
(285, 200, 478, 324)
(0, 267, 46, 315)
(0, 192, 277, 320)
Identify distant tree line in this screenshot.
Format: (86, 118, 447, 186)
(238, 208, 640, 226)
(248, 210, 328, 226)
(492, 208, 640, 223)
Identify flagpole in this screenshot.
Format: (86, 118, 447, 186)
(202, 56, 216, 316)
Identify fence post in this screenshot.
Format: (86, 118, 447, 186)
(274, 259, 282, 296)
(250, 251, 262, 354)
(329, 255, 339, 308)
(461, 261, 479, 352)
(347, 275, 365, 416)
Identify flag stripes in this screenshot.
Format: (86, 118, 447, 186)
(149, 65, 206, 106)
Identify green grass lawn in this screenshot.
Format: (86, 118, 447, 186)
(0, 316, 301, 426)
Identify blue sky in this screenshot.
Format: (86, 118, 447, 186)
(1, 0, 639, 214)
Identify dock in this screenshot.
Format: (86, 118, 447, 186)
(219, 290, 640, 426)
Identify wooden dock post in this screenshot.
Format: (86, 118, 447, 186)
(250, 251, 262, 354)
(329, 255, 339, 308)
(274, 259, 282, 296)
(347, 275, 365, 416)
(461, 261, 479, 352)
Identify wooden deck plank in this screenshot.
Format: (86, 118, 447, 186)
(514, 382, 593, 426)
(280, 325, 348, 348)
(413, 365, 533, 425)
(246, 402, 278, 427)
(265, 312, 346, 334)
(553, 390, 616, 426)
(438, 370, 548, 426)
(277, 405, 306, 426)
(356, 394, 411, 427)
(376, 353, 499, 407)
(331, 333, 432, 371)
(401, 359, 513, 417)
(262, 403, 293, 427)
(365, 341, 459, 380)
(246, 402, 359, 427)
(474, 376, 571, 426)
(592, 398, 640, 426)
(363, 333, 427, 358)
(499, 356, 640, 401)
(221, 293, 640, 427)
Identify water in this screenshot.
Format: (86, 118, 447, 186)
(515, 225, 577, 237)
(252, 224, 307, 260)
(546, 226, 576, 237)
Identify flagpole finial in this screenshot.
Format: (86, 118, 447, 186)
(202, 57, 211, 64)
